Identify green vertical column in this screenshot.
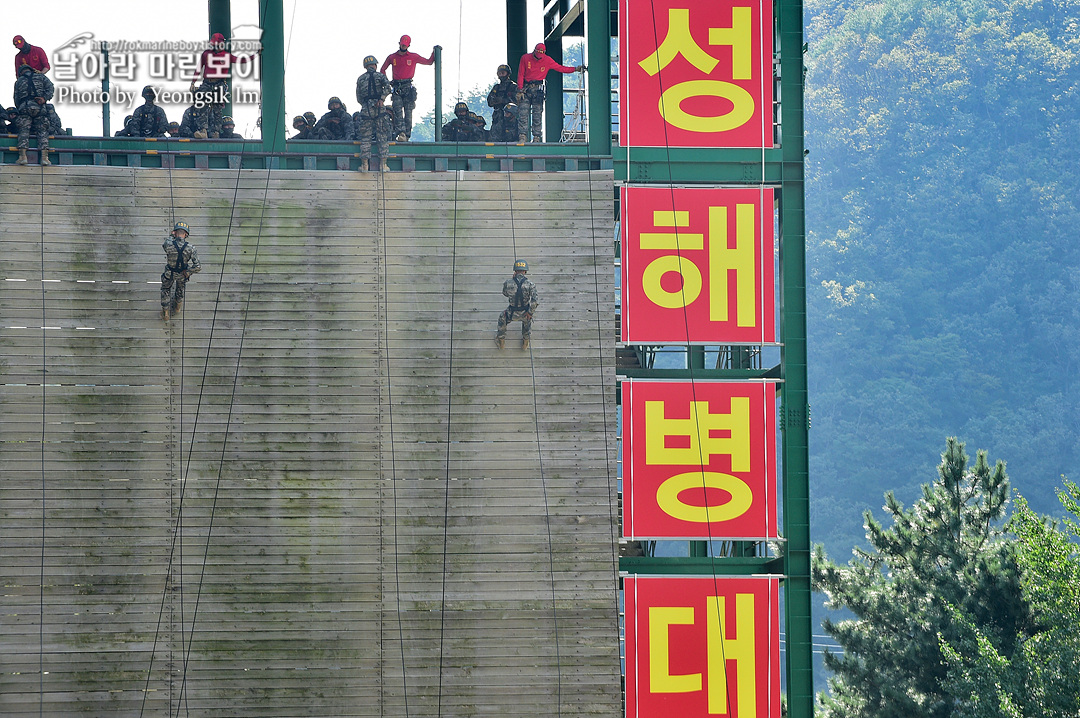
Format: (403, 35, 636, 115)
(259, 0, 286, 154)
(208, 0, 233, 118)
(778, 0, 812, 711)
(545, 41, 565, 143)
(434, 46, 443, 142)
(506, 0, 528, 70)
(586, 0, 612, 154)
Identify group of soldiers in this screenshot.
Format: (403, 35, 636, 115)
(113, 86, 244, 139)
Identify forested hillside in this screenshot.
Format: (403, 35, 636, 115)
(804, 0, 1080, 556)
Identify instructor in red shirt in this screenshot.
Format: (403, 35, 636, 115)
(380, 35, 439, 142)
(516, 43, 582, 143)
(13, 35, 50, 77)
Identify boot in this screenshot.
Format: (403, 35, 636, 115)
(161, 306, 170, 321)
(358, 158, 368, 172)
(193, 129, 207, 139)
(379, 159, 389, 172)
(17, 148, 28, 165)
(518, 134, 527, 143)
(521, 337, 530, 351)
(531, 135, 542, 143)
(495, 335, 505, 350)
(39, 141, 50, 166)
(395, 132, 407, 142)
(172, 299, 183, 315)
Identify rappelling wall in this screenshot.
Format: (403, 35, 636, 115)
(0, 166, 619, 718)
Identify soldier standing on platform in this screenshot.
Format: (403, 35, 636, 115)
(189, 32, 258, 139)
(495, 259, 539, 350)
(160, 222, 202, 321)
(516, 43, 583, 143)
(380, 35, 438, 142)
(13, 64, 53, 165)
(487, 64, 518, 141)
(355, 55, 392, 171)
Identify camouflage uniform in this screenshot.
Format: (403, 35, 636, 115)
(517, 82, 545, 142)
(192, 80, 228, 137)
(2, 107, 16, 133)
(178, 106, 197, 137)
(491, 103, 519, 142)
(161, 234, 202, 315)
(45, 104, 62, 135)
(496, 273, 539, 343)
(114, 115, 138, 137)
(13, 65, 53, 152)
(487, 73, 518, 141)
(132, 102, 169, 137)
(355, 68, 392, 160)
(291, 115, 314, 139)
(390, 79, 417, 139)
(314, 100, 355, 141)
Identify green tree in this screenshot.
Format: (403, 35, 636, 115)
(941, 481, 1080, 718)
(812, 438, 1034, 718)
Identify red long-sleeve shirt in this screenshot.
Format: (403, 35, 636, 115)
(517, 52, 575, 84)
(193, 48, 254, 82)
(14, 44, 50, 77)
(379, 50, 434, 81)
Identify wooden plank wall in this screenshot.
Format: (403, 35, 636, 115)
(0, 166, 620, 717)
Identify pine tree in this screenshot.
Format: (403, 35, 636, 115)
(812, 438, 1034, 718)
(941, 482, 1080, 718)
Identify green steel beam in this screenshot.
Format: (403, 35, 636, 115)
(615, 146, 789, 183)
(434, 46, 444, 141)
(544, 3, 567, 143)
(208, 0, 233, 119)
(259, 0, 285, 153)
(586, 0, 612, 154)
(506, 0, 528, 71)
(777, 0, 813, 713)
(620, 556, 784, 576)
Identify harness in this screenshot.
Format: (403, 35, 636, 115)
(168, 239, 190, 273)
(508, 274, 529, 312)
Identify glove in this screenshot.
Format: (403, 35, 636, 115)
(524, 312, 533, 322)
(515, 92, 524, 102)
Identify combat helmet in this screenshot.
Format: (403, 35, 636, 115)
(303, 111, 317, 126)
(173, 221, 190, 236)
(292, 114, 306, 127)
(328, 96, 342, 109)
(222, 115, 235, 127)
(497, 64, 511, 77)
(514, 259, 528, 272)
(363, 55, 378, 69)
(454, 102, 468, 116)
(141, 85, 158, 102)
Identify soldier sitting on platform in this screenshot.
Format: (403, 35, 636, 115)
(314, 96, 354, 141)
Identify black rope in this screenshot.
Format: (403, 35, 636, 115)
(138, 4, 297, 715)
(579, 99, 622, 676)
(501, 141, 563, 716)
(436, 110, 465, 718)
(38, 161, 47, 718)
(379, 140, 412, 716)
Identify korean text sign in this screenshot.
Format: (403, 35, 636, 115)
(623, 380, 778, 540)
(621, 186, 775, 344)
(619, 0, 775, 147)
(625, 576, 782, 717)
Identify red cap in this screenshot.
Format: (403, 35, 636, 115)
(400, 35, 411, 47)
(534, 43, 546, 53)
(211, 32, 226, 44)
(12, 35, 25, 48)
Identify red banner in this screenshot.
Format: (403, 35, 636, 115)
(621, 186, 775, 344)
(625, 576, 782, 718)
(619, 0, 774, 148)
(623, 380, 778, 539)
